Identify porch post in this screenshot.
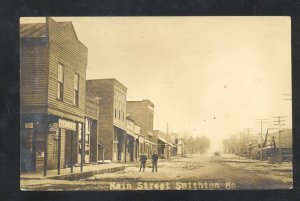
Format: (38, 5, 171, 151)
(57, 127, 61, 175)
(70, 131, 74, 173)
(81, 123, 84, 172)
(102, 148, 105, 164)
(43, 125, 48, 176)
(32, 121, 37, 172)
(124, 131, 127, 163)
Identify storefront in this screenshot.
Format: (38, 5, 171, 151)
(21, 115, 85, 175)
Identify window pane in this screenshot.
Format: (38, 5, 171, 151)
(58, 64, 63, 82)
(74, 73, 79, 90)
(57, 82, 60, 98)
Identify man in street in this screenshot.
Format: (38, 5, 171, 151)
(152, 151, 158, 172)
(139, 153, 147, 172)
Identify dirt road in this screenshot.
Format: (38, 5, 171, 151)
(21, 153, 292, 190)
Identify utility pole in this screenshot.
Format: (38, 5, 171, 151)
(272, 116, 287, 158)
(243, 128, 254, 158)
(255, 119, 269, 160)
(239, 131, 246, 157)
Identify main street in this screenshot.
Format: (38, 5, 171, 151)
(21, 153, 292, 190)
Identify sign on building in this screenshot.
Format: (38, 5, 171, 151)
(58, 119, 76, 131)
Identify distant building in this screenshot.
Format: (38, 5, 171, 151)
(170, 133, 179, 156)
(125, 117, 142, 162)
(262, 128, 292, 161)
(177, 138, 184, 156)
(127, 100, 157, 157)
(86, 79, 127, 162)
(153, 130, 174, 158)
(20, 18, 88, 173)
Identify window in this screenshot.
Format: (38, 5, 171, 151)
(114, 99, 117, 119)
(57, 64, 64, 100)
(87, 119, 91, 131)
(123, 103, 125, 121)
(119, 101, 122, 120)
(73, 73, 79, 106)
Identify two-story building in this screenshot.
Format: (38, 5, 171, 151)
(20, 17, 88, 175)
(86, 79, 127, 162)
(126, 100, 157, 157)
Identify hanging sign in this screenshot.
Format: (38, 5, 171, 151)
(25, 122, 33, 128)
(58, 119, 76, 131)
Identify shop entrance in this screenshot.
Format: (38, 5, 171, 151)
(65, 130, 77, 168)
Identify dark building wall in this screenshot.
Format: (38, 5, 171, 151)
(86, 79, 115, 160)
(85, 96, 100, 162)
(20, 38, 49, 114)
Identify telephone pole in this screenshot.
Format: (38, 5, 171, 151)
(243, 128, 254, 157)
(272, 116, 287, 157)
(255, 119, 269, 160)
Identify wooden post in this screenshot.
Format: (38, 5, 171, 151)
(31, 122, 37, 172)
(137, 137, 139, 160)
(124, 131, 127, 163)
(70, 131, 73, 173)
(57, 128, 61, 175)
(43, 128, 48, 176)
(102, 148, 104, 164)
(81, 123, 84, 172)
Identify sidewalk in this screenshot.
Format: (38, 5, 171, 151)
(21, 162, 133, 180)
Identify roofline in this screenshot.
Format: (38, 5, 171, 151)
(127, 99, 154, 107)
(86, 78, 127, 91)
(20, 18, 88, 50)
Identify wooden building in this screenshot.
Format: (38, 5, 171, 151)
(153, 130, 173, 159)
(262, 128, 292, 161)
(20, 17, 88, 175)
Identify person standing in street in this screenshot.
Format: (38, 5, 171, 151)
(152, 151, 158, 172)
(139, 153, 147, 172)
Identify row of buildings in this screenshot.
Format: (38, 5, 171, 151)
(20, 18, 184, 174)
(222, 128, 292, 161)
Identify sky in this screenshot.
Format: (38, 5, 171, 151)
(20, 17, 292, 152)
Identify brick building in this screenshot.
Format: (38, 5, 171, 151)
(86, 79, 127, 162)
(127, 100, 157, 157)
(20, 18, 88, 174)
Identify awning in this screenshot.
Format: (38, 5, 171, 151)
(144, 139, 157, 146)
(262, 146, 274, 150)
(113, 123, 126, 131)
(125, 130, 138, 139)
(157, 136, 175, 147)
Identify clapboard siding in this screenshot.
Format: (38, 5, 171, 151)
(20, 40, 49, 113)
(47, 18, 87, 123)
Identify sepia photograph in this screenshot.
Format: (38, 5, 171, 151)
(19, 16, 292, 191)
